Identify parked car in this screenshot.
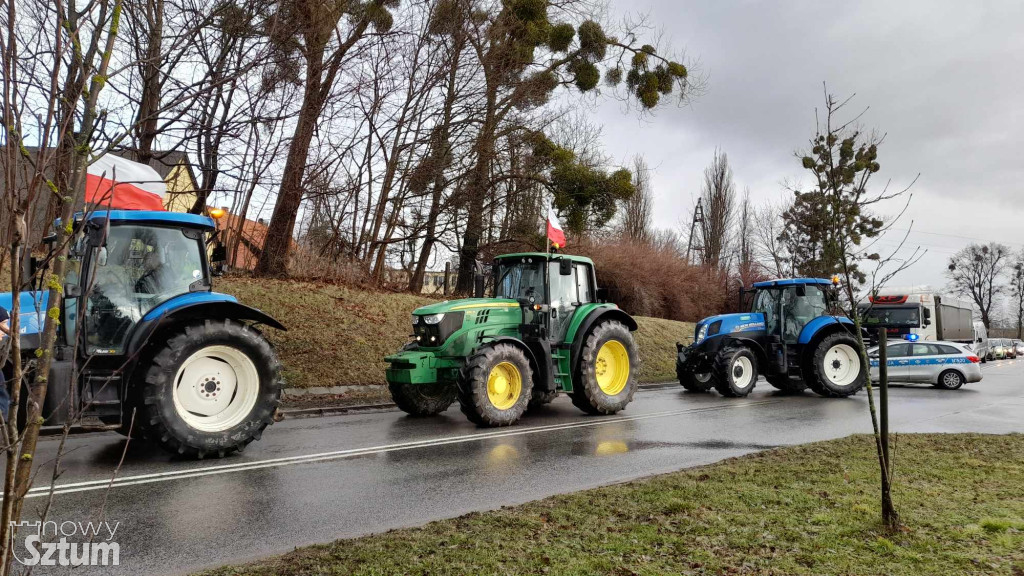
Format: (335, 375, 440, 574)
(868, 340, 983, 390)
(988, 339, 1008, 361)
(1005, 338, 1018, 359)
(1014, 339, 1024, 357)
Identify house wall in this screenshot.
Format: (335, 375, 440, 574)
(163, 161, 198, 213)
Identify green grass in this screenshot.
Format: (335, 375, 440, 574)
(200, 433, 1024, 576)
(217, 276, 692, 392)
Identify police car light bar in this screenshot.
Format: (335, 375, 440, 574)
(903, 333, 920, 341)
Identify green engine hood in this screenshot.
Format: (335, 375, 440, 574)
(413, 298, 520, 315)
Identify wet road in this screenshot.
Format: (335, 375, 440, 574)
(20, 359, 1024, 575)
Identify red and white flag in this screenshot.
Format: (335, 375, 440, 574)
(86, 154, 167, 211)
(546, 206, 566, 248)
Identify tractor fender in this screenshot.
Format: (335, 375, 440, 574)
(569, 307, 638, 375)
(126, 298, 286, 361)
(720, 335, 771, 372)
(798, 318, 858, 367)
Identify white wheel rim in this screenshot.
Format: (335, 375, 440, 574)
(172, 345, 260, 432)
(824, 344, 860, 387)
(732, 356, 754, 389)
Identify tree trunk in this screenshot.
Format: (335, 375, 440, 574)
(134, 0, 164, 164)
(253, 55, 325, 277)
(455, 91, 497, 294)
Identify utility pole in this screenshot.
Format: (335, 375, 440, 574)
(686, 198, 706, 265)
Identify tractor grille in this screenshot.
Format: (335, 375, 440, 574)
(475, 309, 491, 324)
(413, 311, 465, 346)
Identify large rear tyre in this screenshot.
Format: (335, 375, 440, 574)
(389, 381, 456, 416)
(677, 364, 713, 392)
(457, 343, 533, 426)
(711, 345, 758, 397)
(570, 320, 638, 415)
(806, 333, 866, 398)
(137, 319, 283, 458)
(766, 375, 808, 394)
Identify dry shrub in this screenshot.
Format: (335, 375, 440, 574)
(576, 237, 727, 322)
(286, 247, 374, 288)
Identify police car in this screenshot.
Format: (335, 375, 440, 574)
(868, 334, 983, 390)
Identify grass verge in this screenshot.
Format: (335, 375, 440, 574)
(217, 276, 692, 393)
(201, 433, 1023, 576)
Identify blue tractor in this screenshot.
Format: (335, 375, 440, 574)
(675, 278, 866, 398)
(2, 211, 284, 458)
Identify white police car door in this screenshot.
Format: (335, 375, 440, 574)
(905, 343, 942, 383)
(874, 342, 910, 382)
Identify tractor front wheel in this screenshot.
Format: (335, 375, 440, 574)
(806, 333, 866, 398)
(678, 365, 714, 392)
(570, 320, 638, 415)
(138, 319, 282, 458)
(711, 345, 758, 397)
(457, 343, 533, 426)
(389, 381, 456, 416)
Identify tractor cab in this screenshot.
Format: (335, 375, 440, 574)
(745, 278, 838, 344)
(491, 253, 601, 343)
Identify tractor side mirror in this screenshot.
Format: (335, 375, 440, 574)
(558, 259, 572, 276)
(28, 256, 41, 277)
(596, 287, 609, 302)
(96, 247, 108, 267)
(922, 307, 931, 326)
(795, 284, 806, 297)
(64, 283, 82, 298)
(473, 273, 485, 298)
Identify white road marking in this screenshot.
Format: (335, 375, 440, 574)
(25, 400, 779, 499)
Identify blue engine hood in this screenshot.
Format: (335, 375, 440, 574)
(0, 291, 48, 337)
(696, 312, 767, 339)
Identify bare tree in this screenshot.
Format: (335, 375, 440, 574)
(698, 148, 735, 269)
(619, 155, 653, 244)
(753, 196, 792, 278)
(947, 243, 1010, 330)
(734, 188, 757, 286)
(1011, 253, 1024, 339)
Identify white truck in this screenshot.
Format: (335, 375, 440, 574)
(858, 287, 988, 359)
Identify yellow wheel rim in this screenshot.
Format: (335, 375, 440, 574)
(595, 340, 630, 395)
(487, 361, 522, 410)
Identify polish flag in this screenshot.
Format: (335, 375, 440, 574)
(85, 154, 167, 211)
(546, 206, 566, 248)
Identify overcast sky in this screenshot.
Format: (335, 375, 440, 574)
(593, 0, 1024, 297)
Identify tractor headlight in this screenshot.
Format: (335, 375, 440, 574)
(695, 323, 709, 343)
(421, 313, 445, 325)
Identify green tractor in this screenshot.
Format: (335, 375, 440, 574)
(384, 253, 639, 426)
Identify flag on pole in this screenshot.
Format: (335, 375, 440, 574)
(546, 206, 566, 248)
(85, 154, 167, 211)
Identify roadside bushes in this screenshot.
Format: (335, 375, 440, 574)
(577, 237, 727, 322)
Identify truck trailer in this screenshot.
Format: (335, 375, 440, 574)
(857, 287, 987, 356)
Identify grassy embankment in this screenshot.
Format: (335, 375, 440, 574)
(218, 277, 693, 401)
(201, 433, 1024, 576)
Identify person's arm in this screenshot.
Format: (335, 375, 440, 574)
(0, 320, 9, 337)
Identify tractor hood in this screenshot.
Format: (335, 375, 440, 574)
(693, 312, 766, 343)
(413, 298, 520, 315)
(0, 290, 48, 339)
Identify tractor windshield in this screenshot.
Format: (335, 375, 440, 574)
(493, 258, 546, 302)
(85, 224, 207, 354)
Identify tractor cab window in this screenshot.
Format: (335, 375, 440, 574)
(85, 225, 206, 355)
(782, 285, 828, 343)
(494, 259, 546, 303)
(752, 289, 780, 335)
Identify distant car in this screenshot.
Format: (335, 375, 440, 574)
(869, 340, 982, 390)
(1014, 339, 1024, 357)
(1005, 338, 1018, 359)
(988, 339, 1008, 361)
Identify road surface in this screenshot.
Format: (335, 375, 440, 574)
(17, 359, 1024, 575)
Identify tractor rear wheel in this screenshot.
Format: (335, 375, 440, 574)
(137, 319, 282, 458)
(678, 365, 714, 392)
(710, 345, 758, 397)
(805, 333, 866, 398)
(766, 375, 808, 394)
(389, 381, 456, 416)
(570, 320, 638, 415)
(457, 343, 533, 426)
